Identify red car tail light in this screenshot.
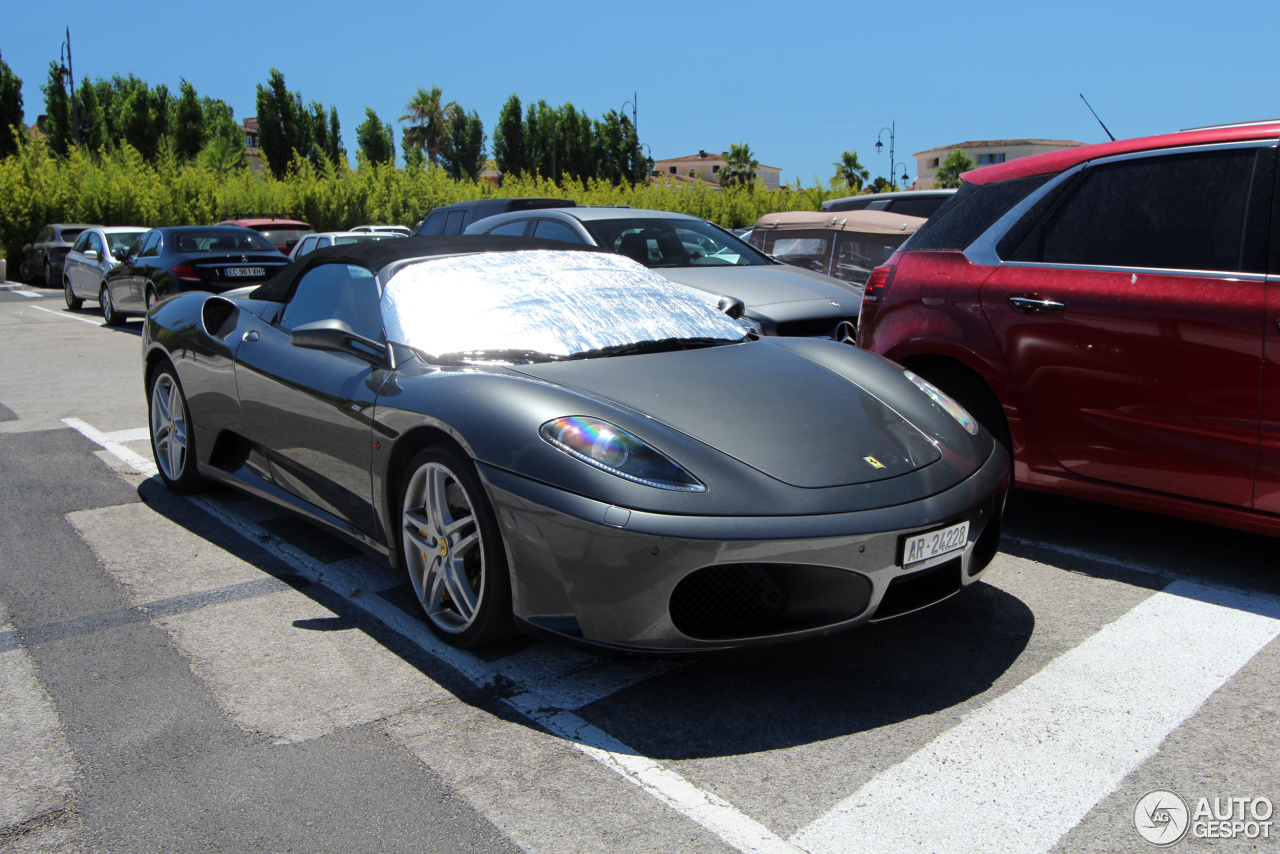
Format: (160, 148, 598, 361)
(173, 265, 203, 283)
(863, 265, 896, 304)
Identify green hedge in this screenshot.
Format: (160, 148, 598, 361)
(0, 139, 849, 267)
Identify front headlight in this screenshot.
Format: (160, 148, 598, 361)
(540, 416, 706, 492)
(904, 371, 979, 435)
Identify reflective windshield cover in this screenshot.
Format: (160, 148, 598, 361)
(382, 250, 746, 362)
(582, 218, 770, 268)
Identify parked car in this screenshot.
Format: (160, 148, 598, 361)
(62, 226, 147, 310)
(141, 236, 1009, 651)
(748, 210, 925, 287)
(350, 225, 412, 237)
(290, 231, 404, 261)
(19, 223, 93, 284)
(465, 207, 863, 342)
(856, 119, 1280, 537)
(100, 226, 288, 325)
(823, 189, 956, 219)
(415, 198, 577, 236)
(217, 216, 314, 255)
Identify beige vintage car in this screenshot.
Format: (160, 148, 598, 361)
(748, 209, 925, 288)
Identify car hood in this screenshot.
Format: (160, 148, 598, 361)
(511, 342, 940, 488)
(656, 265, 861, 311)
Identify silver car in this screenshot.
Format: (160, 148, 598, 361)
(62, 226, 147, 310)
(464, 207, 864, 343)
(289, 231, 405, 261)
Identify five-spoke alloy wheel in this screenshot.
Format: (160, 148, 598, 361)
(64, 276, 82, 310)
(400, 446, 512, 646)
(100, 284, 122, 326)
(148, 365, 205, 492)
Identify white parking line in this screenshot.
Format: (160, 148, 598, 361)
(791, 581, 1280, 854)
(29, 305, 102, 326)
(14, 290, 44, 298)
(67, 416, 792, 854)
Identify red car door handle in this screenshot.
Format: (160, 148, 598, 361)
(1009, 295, 1066, 312)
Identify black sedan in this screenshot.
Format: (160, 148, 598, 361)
(101, 226, 288, 325)
(20, 223, 92, 284)
(140, 236, 1009, 652)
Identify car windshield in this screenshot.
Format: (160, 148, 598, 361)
(581, 218, 770, 268)
(106, 232, 144, 256)
(257, 228, 312, 248)
(382, 251, 747, 364)
(174, 231, 277, 253)
(335, 234, 399, 245)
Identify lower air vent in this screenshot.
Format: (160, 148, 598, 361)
(201, 297, 238, 339)
(871, 558, 962, 621)
(669, 563, 872, 641)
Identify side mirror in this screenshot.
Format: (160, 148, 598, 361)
(83, 249, 99, 261)
(290, 319, 387, 364)
(716, 295, 745, 319)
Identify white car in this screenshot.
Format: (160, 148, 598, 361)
(350, 224, 412, 237)
(62, 225, 148, 310)
(288, 231, 405, 261)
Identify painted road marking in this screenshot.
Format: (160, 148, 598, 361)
(791, 581, 1280, 854)
(14, 290, 44, 298)
(30, 305, 102, 325)
(63, 418, 156, 476)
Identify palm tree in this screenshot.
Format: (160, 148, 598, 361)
(400, 86, 459, 166)
(718, 142, 759, 190)
(833, 150, 870, 192)
(197, 134, 244, 179)
(933, 149, 975, 189)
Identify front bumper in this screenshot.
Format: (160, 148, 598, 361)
(478, 444, 1009, 653)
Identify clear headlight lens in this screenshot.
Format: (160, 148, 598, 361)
(540, 416, 706, 492)
(904, 371, 979, 435)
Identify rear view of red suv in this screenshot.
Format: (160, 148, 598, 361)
(218, 215, 314, 255)
(857, 120, 1280, 536)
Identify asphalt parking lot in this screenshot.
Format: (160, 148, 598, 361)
(2, 283, 1278, 853)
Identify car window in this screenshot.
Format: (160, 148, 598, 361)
(61, 228, 85, 244)
(280, 263, 383, 342)
(582, 218, 769, 268)
(38, 227, 53, 242)
(317, 237, 332, 248)
(294, 236, 316, 257)
(106, 232, 143, 257)
(908, 175, 1052, 252)
(88, 233, 105, 256)
(763, 231, 832, 274)
(533, 219, 584, 244)
(834, 235, 907, 286)
(419, 211, 446, 235)
(443, 210, 466, 234)
(886, 197, 946, 219)
(139, 232, 163, 258)
(1036, 148, 1257, 272)
(488, 220, 530, 237)
(72, 232, 91, 252)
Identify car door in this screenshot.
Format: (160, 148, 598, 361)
(981, 143, 1274, 507)
(233, 262, 388, 536)
(82, 231, 108, 297)
(1255, 185, 1280, 514)
(65, 231, 91, 295)
(122, 231, 162, 310)
(107, 232, 149, 308)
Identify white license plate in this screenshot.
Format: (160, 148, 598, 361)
(226, 266, 265, 277)
(901, 521, 969, 566)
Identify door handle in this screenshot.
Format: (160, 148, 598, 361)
(242, 330, 259, 342)
(1008, 295, 1066, 312)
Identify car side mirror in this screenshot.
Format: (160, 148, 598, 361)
(83, 249, 99, 261)
(716, 295, 745, 319)
(290, 319, 387, 364)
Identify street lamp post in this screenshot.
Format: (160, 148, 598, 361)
(875, 122, 911, 191)
(621, 92, 638, 183)
(59, 27, 80, 145)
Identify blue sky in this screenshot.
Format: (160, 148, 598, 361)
(3, 0, 1276, 185)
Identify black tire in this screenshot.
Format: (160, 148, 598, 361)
(918, 365, 1012, 460)
(147, 364, 206, 493)
(145, 285, 158, 312)
(398, 445, 514, 647)
(64, 276, 82, 310)
(18, 258, 32, 283)
(100, 284, 123, 326)
(43, 260, 52, 286)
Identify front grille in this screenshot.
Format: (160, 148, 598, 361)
(871, 558, 962, 621)
(670, 563, 872, 640)
(775, 316, 858, 339)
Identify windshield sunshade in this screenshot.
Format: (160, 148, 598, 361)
(382, 251, 746, 361)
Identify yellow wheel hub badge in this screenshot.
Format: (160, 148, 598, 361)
(437, 540, 449, 558)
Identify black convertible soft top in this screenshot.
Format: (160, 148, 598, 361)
(249, 235, 607, 303)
